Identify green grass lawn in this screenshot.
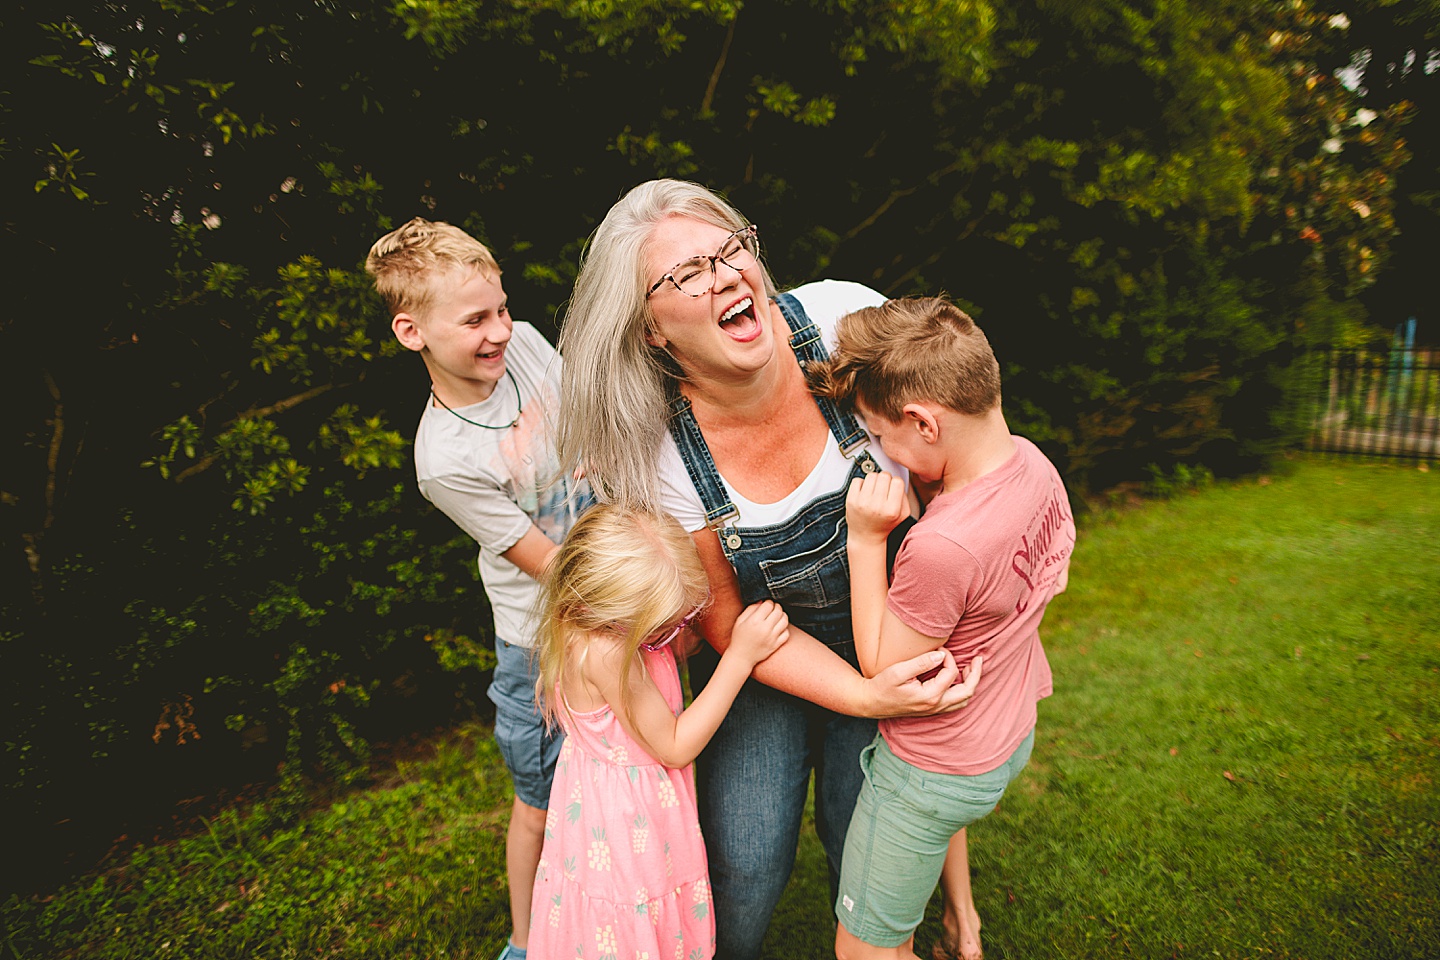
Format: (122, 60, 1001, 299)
(5, 456, 1437, 959)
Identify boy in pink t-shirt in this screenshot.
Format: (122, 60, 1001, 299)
(812, 297, 1075, 960)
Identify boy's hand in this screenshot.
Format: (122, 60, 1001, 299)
(865, 651, 985, 717)
(728, 600, 790, 668)
(952, 654, 984, 707)
(846, 472, 909, 543)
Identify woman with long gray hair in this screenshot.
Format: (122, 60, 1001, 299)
(557, 180, 978, 958)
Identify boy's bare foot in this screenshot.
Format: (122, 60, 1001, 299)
(933, 904, 982, 960)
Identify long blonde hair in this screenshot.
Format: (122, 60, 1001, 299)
(534, 505, 710, 741)
(557, 179, 777, 511)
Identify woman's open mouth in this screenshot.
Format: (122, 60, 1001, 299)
(718, 297, 759, 340)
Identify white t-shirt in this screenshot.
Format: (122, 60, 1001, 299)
(414, 321, 591, 647)
(658, 280, 906, 532)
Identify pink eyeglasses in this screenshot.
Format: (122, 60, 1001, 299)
(639, 599, 709, 652)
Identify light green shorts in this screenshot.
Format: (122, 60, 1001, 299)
(835, 729, 1035, 947)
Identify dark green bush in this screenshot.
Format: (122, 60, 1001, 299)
(0, 0, 1415, 881)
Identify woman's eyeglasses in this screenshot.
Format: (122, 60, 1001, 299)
(646, 225, 759, 299)
(639, 599, 709, 652)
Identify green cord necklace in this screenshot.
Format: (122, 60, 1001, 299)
(430, 370, 522, 430)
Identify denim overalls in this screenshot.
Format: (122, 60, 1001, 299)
(670, 292, 881, 960)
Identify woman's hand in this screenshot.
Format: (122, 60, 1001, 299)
(863, 650, 985, 718)
(727, 599, 791, 668)
(846, 471, 909, 544)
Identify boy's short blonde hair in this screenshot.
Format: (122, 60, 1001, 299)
(364, 217, 501, 318)
(813, 296, 1001, 421)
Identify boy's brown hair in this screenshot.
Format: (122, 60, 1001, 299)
(364, 217, 501, 319)
(812, 296, 1001, 421)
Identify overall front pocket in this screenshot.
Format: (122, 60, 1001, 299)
(757, 515, 850, 610)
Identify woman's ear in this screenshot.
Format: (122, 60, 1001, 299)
(642, 318, 669, 349)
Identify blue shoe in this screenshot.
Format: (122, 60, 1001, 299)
(496, 940, 527, 960)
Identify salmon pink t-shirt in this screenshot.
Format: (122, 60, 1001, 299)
(880, 436, 1074, 776)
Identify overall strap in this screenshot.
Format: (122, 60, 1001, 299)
(664, 291, 876, 552)
(667, 394, 741, 540)
(773, 292, 871, 455)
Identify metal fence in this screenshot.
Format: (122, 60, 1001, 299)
(1306, 346, 1440, 460)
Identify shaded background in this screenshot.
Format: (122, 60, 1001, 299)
(1, 0, 1434, 893)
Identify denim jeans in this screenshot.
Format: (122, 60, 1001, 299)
(488, 637, 563, 810)
(669, 290, 881, 959)
(688, 651, 877, 958)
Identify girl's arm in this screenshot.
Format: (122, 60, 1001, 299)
(585, 601, 790, 769)
(691, 528, 970, 718)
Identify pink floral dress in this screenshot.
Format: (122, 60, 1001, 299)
(528, 645, 714, 960)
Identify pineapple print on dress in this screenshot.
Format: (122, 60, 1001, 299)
(691, 877, 710, 921)
(526, 645, 714, 958)
(588, 827, 613, 872)
(596, 924, 620, 960)
(656, 774, 678, 809)
(546, 894, 562, 929)
(567, 780, 584, 823)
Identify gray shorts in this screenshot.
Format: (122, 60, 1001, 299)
(836, 729, 1035, 947)
(487, 637, 563, 810)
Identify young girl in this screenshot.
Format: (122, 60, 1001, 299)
(527, 504, 791, 960)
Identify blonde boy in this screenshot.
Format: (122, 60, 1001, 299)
(814, 297, 1074, 960)
(367, 218, 592, 960)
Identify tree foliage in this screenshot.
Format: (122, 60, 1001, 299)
(0, 0, 1411, 858)
(1311, 1, 1440, 335)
